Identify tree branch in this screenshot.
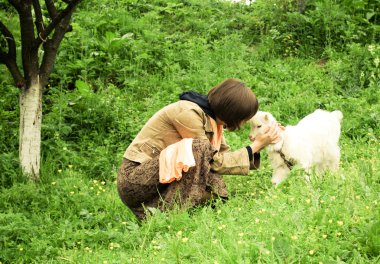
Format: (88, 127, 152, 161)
(44, 0, 58, 19)
(18, 1, 39, 87)
(0, 20, 24, 87)
(34, 0, 82, 48)
(9, 0, 22, 12)
(39, 19, 70, 87)
(2, 55, 24, 88)
(32, 0, 45, 34)
(0, 21, 17, 60)
(0, 50, 7, 64)
(39, 0, 82, 86)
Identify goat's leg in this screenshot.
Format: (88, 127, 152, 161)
(271, 165, 291, 186)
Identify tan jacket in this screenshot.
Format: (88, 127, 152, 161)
(124, 100, 259, 175)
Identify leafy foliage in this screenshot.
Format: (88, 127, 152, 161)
(0, 0, 379, 263)
(249, 0, 380, 57)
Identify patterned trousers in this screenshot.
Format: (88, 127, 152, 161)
(117, 139, 228, 220)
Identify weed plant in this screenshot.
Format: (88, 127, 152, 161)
(0, 0, 379, 263)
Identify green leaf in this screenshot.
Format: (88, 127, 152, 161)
(75, 80, 91, 95)
(366, 12, 375, 20)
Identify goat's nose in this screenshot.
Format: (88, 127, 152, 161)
(271, 180, 278, 186)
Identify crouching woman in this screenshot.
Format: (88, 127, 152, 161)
(117, 78, 280, 220)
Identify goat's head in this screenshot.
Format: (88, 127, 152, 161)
(248, 111, 277, 141)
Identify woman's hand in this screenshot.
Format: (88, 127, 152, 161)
(250, 122, 282, 153)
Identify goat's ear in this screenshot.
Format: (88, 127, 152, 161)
(264, 114, 269, 121)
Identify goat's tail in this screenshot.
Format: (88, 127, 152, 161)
(331, 110, 343, 123)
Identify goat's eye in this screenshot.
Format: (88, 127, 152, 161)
(257, 125, 262, 128)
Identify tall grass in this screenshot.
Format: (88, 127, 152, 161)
(0, 0, 379, 263)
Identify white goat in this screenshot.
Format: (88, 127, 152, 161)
(249, 109, 343, 186)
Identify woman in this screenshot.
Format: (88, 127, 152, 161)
(117, 78, 281, 220)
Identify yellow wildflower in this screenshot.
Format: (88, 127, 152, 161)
(218, 224, 226, 230)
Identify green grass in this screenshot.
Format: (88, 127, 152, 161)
(2, 49, 380, 264)
(1, 0, 380, 263)
(1, 139, 379, 263)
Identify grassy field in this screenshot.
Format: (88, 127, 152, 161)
(1, 132, 379, 263)
(1, 0, 379, 263)
(1, 58, 379, 263)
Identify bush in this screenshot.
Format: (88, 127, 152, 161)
(249, 0, 380, 57)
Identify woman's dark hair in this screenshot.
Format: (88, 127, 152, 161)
(208, 78, 259, 131)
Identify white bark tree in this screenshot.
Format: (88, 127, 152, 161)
(0, 0, 82, 180)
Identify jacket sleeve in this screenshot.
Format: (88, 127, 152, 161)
(171, 107, 258, 175)
(210, 148, 260, 175)
(171, 109, 211, 141)
(210, 147, 251, 175)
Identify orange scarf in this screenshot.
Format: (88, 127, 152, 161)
(209, 117, 223, 151)
(159, 117, 223, 184)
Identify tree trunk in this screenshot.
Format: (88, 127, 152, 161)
(1, 0, 82, 180)
(19, 77, 42, 180)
